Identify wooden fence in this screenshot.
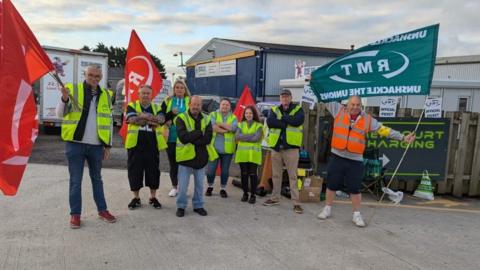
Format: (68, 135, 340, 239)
(302, 103, 480, 197)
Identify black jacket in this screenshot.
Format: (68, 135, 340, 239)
(266, 103, 304, 151)
(175, 111, 213, 169)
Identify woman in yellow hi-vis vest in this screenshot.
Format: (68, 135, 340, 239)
(125, 85, 167, 210)
(234, 106, 263, 204)
(160, 80, 191, 197)
(205, 98, 238, 198)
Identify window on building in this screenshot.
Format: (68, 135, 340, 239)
(458, 97, 469, 112)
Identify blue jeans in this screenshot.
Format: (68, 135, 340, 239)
(66, 142, 108, 215)
(176, 165, 205, 209)
(206, 154, 233, 188)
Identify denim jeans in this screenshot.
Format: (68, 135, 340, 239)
(176, 165, 205, 209)
(65, 142, 108, 215)
(206, 153, 233, 188)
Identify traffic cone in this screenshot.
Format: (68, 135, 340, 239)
(413, 170, 434, 200)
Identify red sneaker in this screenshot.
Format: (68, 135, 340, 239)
(98, 211, 117, 223)
(70, 215, 81, 229)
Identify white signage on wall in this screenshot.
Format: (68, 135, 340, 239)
(424, 96, 443, 118)
(219, 60, 236, 76)
(195, 64, 208, 77)
(294, 60, 321, 80)
(303, 66, 320, 77)
(295, 60, 306, 79)
(207, 62, 218, 76)
(195, 60, 236, 78)
(42, 53, 74, 119)
(379, 96, 398, 117)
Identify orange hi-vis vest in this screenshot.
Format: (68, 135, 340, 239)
(331, 108, 372, 154)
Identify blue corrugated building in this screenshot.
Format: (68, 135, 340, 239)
(186, 38, 349, 100)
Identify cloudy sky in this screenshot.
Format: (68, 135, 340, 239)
(13, 0, 479, 79)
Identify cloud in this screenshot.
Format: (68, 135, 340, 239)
(11, 0, 479, 75)
(158, 40, 207, 57)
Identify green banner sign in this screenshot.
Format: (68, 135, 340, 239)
(310, 24, 439, 102)
(366, 117, 449, 181)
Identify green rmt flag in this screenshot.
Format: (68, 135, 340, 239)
(310, 24, 439, 102)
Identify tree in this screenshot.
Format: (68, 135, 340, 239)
(79, 43, 166, 78)
(80, 45, 91, 51)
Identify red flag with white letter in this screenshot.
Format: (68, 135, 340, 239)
(233, 85, 256, 121)
(0, 0, 54, 195)
(119, 30, 163, 141)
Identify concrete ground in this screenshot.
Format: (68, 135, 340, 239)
(1, 163, 480, 270)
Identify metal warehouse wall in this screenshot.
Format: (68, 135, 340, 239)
(365, 88, 480, 112)
(264, 53, 336, 96)
(365, 61, 480, 112)
(432, 88, 480, 112)
(434, 63, 480, 81)
(186, 56, 258, 98)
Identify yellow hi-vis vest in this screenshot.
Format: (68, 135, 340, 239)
(267, 105, 303, 148)
(235, 121, 263, 165)
(210, 111, 237, 155)
(124, 100, 168, 151)
(61, 83, 112, 145)
(175, 112, 218, 162)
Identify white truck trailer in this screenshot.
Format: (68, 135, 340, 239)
(38, 46, 108, 133)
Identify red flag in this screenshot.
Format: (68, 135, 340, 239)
(0, 0, 54, 196)
(119, 30, 163, 141)
(233, 85, 256, 121)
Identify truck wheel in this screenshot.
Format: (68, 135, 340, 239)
(44, 126, 61, 135)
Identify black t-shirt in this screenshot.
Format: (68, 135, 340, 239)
(126, 104, 158, 151)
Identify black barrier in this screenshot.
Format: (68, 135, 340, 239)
(366, 117, 450, 181)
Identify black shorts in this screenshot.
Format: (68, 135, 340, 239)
(326, 154, 365, 194)
(127, 147, 160, 191)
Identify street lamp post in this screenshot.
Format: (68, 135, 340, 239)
(173, 51, 185, 72)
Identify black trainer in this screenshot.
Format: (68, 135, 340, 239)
(149, 197, 162, 209)
(220, 189, 228, 198)
(193, 208, 208, 216)
(205, 187, 213, 196)
(128, 198, 141, 210)
(176, 208, 185, 217)
(241, 193, 249, 202)
(249, 195, 256, 204)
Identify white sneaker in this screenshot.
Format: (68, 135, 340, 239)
(168, 188, 177, 197)
(352, 212, 366, 227)
(317, 206, 331, 220)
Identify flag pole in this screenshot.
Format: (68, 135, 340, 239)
(48, 72, 64, 87)
(49, 72, 81, 111)
(366, 98, 426, 226)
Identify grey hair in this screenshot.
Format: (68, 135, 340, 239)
(84, 64, 102, 74)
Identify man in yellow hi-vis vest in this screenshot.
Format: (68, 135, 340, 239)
(56, 65, 116, 229)
(174, 96, 213, 217)
(125, 85, 167, 210)
(263, 89, 305, 214)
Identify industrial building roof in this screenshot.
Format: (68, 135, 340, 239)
(219, 38, 350, 56)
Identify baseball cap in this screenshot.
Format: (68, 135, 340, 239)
(280, 89, 292, 96)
